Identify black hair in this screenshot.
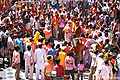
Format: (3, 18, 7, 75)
(73, 34, 76, 38)
(25, 33, 30, 37)
(38, 43, 42, 48)
(105, 39, 109, 44)
(76, 39, 79, 43)
(55, 58, 60, 64)
(101, 27, 104, 31)
(45, 40, 49, 45)
(64, 41, 68, 46)
(105, 32, 108, 36)
(51, 43, 55, 48)
(94, 50, 98, 55)
(56, 44, 60, 49)
(68, 42, 71, 46)
(80, 60, 83, 64)
(38, 38, 44, 42)
(105, 29, 109, 32)
(10, 33, 13, 37)
(14, 45, 19, 51)
(104, 58, 108, 64)
(104, 4, 106, 6)
(47, 38, 51, 43)
(110, 47, 114, 52)
(92, 26, 96, 29)
(98, 33, 102, 36)
(68, 52, 73, 56)
(17, 34, 21, 38)
(81, 33, 85, 37)
(47, 55, 52, 60)
(27, 45, 31, 51)
(94, 35, 97, 39)
(86, 33, 89, 37)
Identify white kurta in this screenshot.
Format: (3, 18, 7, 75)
(24, 51, 34, 79)
(99, 65, 113, 80)
(34, 48, 47, 69)
(95, 57, 104, 80)
(24, 51, 33, 66)
(34, 48, 47, 80)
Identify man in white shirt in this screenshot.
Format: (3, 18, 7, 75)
(99, 59, 113, 80)
(30, 14, 35, 27)
(34, 17, 41, 31)
(51, 6, 57, 16)
(102, 4, 109, 12)
(34, 43, 47, 80)
(88, 49, 98, 80)
(95, 53, 105, 80)
(25, 18, 32, 33)
(24, 45, 34, 79)
(97, 33, 105, 44)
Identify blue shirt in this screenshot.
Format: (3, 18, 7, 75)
(54, 3, 60, 10)
(16, 38, 23, 53)
(48, 49, 57, 59)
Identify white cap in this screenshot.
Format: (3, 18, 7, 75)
(115, 32, 120, 35)
(98, 53, 104, 57)
(117, 54, 120, 58)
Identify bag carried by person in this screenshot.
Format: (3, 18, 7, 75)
(52, 67, 57, 77)
(52, 71, 57, 77)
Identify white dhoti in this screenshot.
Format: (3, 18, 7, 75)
(25, 64, 34, 79)
(35, 67, 44, 80)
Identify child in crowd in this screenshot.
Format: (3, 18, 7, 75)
(53, 58, 65, 80)
(24, 45, 34, 80)
(44, 55, 55, 80)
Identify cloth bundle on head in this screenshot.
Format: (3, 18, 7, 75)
(62, 47, 65, 51)
(68, 20, 72, 23)
(33, 31, 44, 44)
(98, 53, 104, 57)
(47, 55, 53, 63)
(96, 24, 100, 28)
(117, 54, 120, 59)
(11, 28, 18, 33)
(104, 52, 112, 61)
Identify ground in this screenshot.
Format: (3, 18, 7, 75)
(0, 65, 90, 80)
(0, 40, 90, 80)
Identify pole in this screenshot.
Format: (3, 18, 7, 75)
(62, 0, 64, 7)
(83, 0, 84, 11)
(42, 0, 43, 10)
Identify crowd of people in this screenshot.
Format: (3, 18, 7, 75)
(0, 0, 120, 80)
